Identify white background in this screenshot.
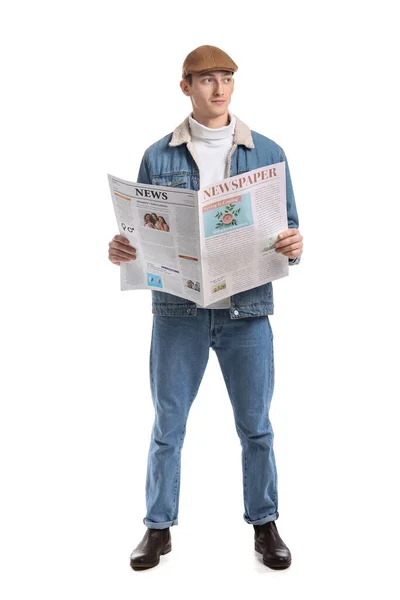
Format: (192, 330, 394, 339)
(1, 0, 399, 598)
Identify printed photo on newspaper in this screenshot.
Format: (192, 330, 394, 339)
(108, 161, 289, 307)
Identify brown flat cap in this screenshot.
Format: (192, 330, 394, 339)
(182, 45, 238, 79)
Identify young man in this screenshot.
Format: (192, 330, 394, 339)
(108, 45, 303, 571)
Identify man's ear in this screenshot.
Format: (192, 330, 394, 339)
(180, 79, 191, 97)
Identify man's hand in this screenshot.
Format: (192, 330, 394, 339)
(274, 228, 303, 258)
(108, 234, 137, 265)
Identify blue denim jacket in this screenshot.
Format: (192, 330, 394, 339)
(136, 114, 301, 319)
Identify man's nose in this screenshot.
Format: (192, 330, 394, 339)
(214, 81, 225, 95)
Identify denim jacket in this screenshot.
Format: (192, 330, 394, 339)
(136, 114, 301, 319)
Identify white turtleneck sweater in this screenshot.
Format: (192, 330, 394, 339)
(188, 111, 236, 310)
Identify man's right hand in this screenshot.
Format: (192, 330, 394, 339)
(108, 234, 137, 265)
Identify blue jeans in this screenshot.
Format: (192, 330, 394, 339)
(143, 308, 279, 529)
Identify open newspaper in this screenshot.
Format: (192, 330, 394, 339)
(108, 161, 289, 307)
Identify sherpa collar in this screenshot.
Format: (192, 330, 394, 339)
(168, 113, 255, 149)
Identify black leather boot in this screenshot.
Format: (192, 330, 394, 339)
(254, 520, 292, 569)
(130, 527, 172, 570)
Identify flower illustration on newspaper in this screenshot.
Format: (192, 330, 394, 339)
(214, 204, 241, 230)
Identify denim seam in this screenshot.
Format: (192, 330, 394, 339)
(267, 327, 278, 509)
(172, 358, 208, 517)
(216, 357, 249, 512)
(152, 170, 189, 177)
(149, 319, 155, 400)
(172, 428, 185, 520)
(152, 302, 273, 309)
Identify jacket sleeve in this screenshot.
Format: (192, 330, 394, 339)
(279, 147, 301, 266)
(136, 150, 152, 185)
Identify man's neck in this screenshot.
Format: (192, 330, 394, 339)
(191, 110, 230, 129)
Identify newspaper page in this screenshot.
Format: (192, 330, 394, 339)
(197, 162, 289, 307)
(108, 160, 289, 307)
(108, 175, 204, 304)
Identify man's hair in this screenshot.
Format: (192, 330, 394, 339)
(184, 70, 233, 86)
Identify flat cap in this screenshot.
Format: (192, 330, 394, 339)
(182, 45, 238, 79)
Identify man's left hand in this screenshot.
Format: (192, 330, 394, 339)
(274, 228, 303, 258)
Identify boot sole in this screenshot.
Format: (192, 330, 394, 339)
(254, 542, 291, 570)
(130, 545, 172, 570)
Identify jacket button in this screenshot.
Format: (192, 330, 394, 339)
(234, 310, 239, 316)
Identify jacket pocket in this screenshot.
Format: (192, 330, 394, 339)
(151, 173, 188, 188)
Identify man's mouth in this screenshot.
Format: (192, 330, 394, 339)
(212, 100, 225, 104)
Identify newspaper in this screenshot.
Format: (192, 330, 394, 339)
(108, 161, 289, 308)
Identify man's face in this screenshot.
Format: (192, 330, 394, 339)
(180, 70, 235, 118)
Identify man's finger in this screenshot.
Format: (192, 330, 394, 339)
(277, 228, 297, 239)
(110, 246, 136, 257)
(110, 241, 136, 254)
(277, 242, 303, 254)
(275, 235, 301, 249)
(110, 250, 136, 261)
(113, 234, 131, 244)
(282, 249, 302, 257)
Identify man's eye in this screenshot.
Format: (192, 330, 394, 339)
(203, 77, 232, 83)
